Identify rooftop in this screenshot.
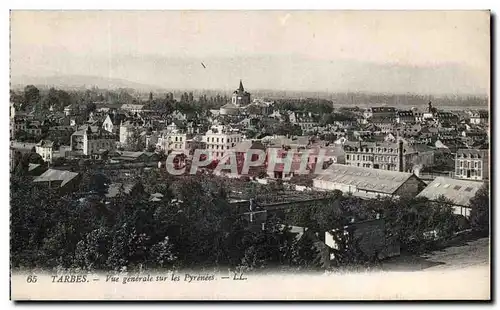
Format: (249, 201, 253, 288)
(33, 169, 79, 187)
(314, 164, 417, 194)
(417, 176, 484, 207)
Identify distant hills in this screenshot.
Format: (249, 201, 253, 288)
(10, 74, 164, 92)
(10, 74, 488, 111)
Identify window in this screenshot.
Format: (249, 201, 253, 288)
(357, 155, 360, 160)
(478, 161, 482, 169)
(460, 161, 463, 168)
(346, 154, 350, 160)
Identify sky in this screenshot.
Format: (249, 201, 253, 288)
(10, 10, 490, 94)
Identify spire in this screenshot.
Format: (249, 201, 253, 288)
(238, 79, 244, 92)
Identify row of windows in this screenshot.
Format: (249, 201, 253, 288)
(457, 153, 483, 159)
(347, 147, 401, 153)
(456, 169, 482, 178)
(207, 136, 241, 143)
(208, 144, 232, 150)
(458, 160, 482, 169)
(347, 154, 399, 162)
(89, 140, 113, 149)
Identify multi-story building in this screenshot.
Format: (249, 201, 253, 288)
(119, 120, 144, 145)
(64, 105, 74, 116)
(71, 125, 116, 156)
(204, 125, 242, 160)
(363, 107, 396, 120)
(396, 110, 415, 124)
(468, 110, 489, 125)
(35, 140, 55, 163)
(343, 141, 434, 173)
(288, 111, 320, 132)
(454, 148, 489, 181)
(120, 104, 144, 114)
(156, 131, 191, 154)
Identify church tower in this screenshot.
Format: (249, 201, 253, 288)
(231, 80, 251, 107)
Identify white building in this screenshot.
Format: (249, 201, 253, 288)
(35, 140, 55, 163)
(71, 126, 116, 156)
(313, 164, 426, 199)
(156, 132, 190, 154)
(204, 125, 242, 160)
(417, 176, 485, 218)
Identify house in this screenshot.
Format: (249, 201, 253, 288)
(70, 125, 116, 156)
(343, 140, 434, 173)
(325, 217, 400, 261)
(119, 120, 144, 145)
(33, 169, 81, 193)
(313, 164, 426, 199)
(115, 151, 148, 162)
(64, 105, 74, 116)
(454, 149, 489, 181)
(417, 177, 485, 218)
(288, 111, 321, 132)
(156, 131, 192, 154)
(435, 111, 459, 125)
(204, 125, 243, 160)
(102, 112, 127, 136)
(121, 104, 144, 113)
(170, 110, 187, 121)
(468, 110, 489, 125)
(396, 110, 415, 124)
(96, 103, 123, 113)
(35, 140, 55, 163)
(370, 117, 395, 133)
(363, 107, 396, 120)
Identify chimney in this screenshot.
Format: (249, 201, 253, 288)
(398, 140, 404, 172)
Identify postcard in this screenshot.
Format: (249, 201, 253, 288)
(9, 10, 491, 300)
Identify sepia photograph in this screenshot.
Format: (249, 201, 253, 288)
(9, 9, 491, 300)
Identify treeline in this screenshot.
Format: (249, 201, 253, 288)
(274, 98, 334, 114)
(10, 170, 489, 272)
(11, 174, 321, 272)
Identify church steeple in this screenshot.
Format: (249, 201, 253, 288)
(238, 80, 245, 92)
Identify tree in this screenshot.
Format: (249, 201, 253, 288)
(470, 183, 489, 234)
(86, 101, 97, 113)
(24, 85, 40, 109)
(79, 171, 110, 196)
(125, 127, 146, 151)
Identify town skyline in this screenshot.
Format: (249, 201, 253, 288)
(11, 11, 489, 95)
